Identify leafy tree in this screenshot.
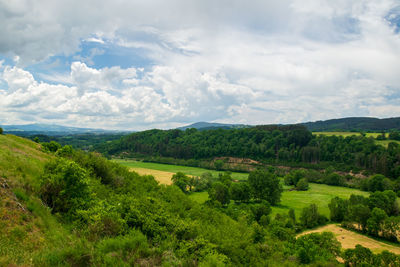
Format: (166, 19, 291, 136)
(328, 197, 348, 222)
(343, 245, 375, 266)
(42, 141, 62, 152)
(348, 204, 370, 231)
(171, 172, 190, 193)
(367, 174, 393, 192)
(324, 173, 343, 186)
(214, 159, 224, 170)
(300, 204, 327, 228)
(367, 207, 388, 236)
(250, 201, 271, 222)
(389, 131, 400, 141)
(208, 182, 230, 205)
(296, 178, 309, 191)
(0, 127, 3, 135)
(248, 169, 282, 205)
(230, 182, 251, 203)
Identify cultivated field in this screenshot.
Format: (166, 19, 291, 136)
(129, 167, 175, 185)
(313, 132, 380, 138)
(299, 224, 400, 254)
(114, 159, 249, 180)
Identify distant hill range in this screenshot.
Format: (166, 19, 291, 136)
(0, 123, 124, 136)
(179, 117, 400, 132)
(177, 122, 251, 131)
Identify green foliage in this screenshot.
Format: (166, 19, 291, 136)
(0, 127, 3, 135)
(39, 158, 91, 217)
(300, 204, 327, 228)
(328, 196, 348, 222)
(230, 182, 251, 202)
(367, 207, 388, 236)
(324, 173, 344, 186)
(171, 172, 190, 193)
(367, 174, 393, 192)
(213, 159, 224, 170)
(296, 178, 309, 191)
(295, 232, 341, 264)
(41, 141, 62, 152)
(208, 182, 230, 205)
(248, 169, 282, 205)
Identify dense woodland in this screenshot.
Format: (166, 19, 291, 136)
(97, 125, 400, 179)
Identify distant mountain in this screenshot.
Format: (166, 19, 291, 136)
(300, 117, 400, 132)
(177, 122, 251, 131)
(0, 123, 124, 136)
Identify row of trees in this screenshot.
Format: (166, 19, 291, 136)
(329, 191, 400, 242)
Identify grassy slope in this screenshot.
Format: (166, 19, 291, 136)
(114, 159, 249, 180)
(0, 134, 77, 266)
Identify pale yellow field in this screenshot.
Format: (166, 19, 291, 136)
(130, 167, 175, 185)
(299, 224, 400, 254)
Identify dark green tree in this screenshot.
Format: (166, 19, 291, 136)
(248, 169, 282, 205)
(230, 182, 251, 203)
(208, 182, 230, 205)
(328, 197, 348, 222)
(367, 207, 388, 237)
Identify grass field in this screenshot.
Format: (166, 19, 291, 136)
(299, 224, 400, 254)
(313, 132, 380, 138)
(189, 181, 369, 219)
(272, 183, 369, 218)
(114, 159, 249, 180)
(313, 132, 400, 147)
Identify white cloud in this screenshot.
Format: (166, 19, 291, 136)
(0, 0, 399, 129)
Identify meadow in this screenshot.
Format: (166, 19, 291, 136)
(313, 132, 400, 147)
(114, 159, 370, 218)
(113, 159, 249, 180)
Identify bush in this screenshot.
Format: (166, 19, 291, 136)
(39, 158, 91, 217)
(296, 178, 309, 191)
(0, 127, 3, 134)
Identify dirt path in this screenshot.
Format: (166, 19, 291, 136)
(130, 167, 175, 185)
(298, 224, 400, 254)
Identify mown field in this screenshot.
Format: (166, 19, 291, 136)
(113, 159, 249, 180)
(299, 224, 400, 255)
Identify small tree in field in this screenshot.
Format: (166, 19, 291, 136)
(248, 169, 282, 205)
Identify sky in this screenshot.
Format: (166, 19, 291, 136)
(0, 0, 399, 130)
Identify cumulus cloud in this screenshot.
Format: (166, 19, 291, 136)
(0, 0, 399, 129)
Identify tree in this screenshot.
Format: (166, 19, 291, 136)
(296, 178, 309, 191)
(328, 197, 348, 222)
(248, 169, 282, 205)
(0, 127, 3, 135)
(208, 182, 230, 205)
(171, 172, 190, 193)
(214, 159, 224, 170)
(367, 207, 388, 237)
(348, 204, 370, 231)
(250, 200, 271, 222)
(324, 173, 343, 186)
(300, 204, 327, 228)
(368, 174, 392, 192)
(230, 182, 251, 202)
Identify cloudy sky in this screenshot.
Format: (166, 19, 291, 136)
(0, 0, 399, 130)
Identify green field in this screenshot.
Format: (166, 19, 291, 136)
(189, 181, 369, 219)
(313, 131, 380, 138)
(113, 159, 249, 180)
(271, 183, 369, 218)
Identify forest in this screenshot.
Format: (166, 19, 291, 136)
(97, 125, 400, 179)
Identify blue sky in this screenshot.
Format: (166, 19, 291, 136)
(0, 0, 399, 130)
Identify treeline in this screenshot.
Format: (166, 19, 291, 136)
(97, 125, 400, 178)
(329, 190, 400, 242)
